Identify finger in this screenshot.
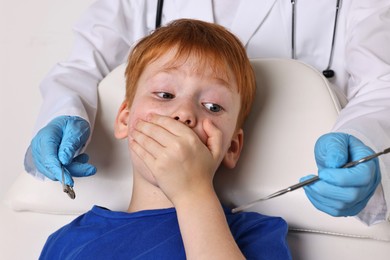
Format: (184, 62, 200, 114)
(65, 162, 97, 178)
(315, 133, 349, 168)
(31, 128, 63, 181)
(72, 153, 90, 164)
(35, 157, 62, 182)
(304, 185, 366, 217)
(134, 118, 176, 148)
(299, 174, 319, 184)
(300, 174, 361, 204)
(203, 119, 222, 159)
(131, 126, 165, 159)
(128, 133, 158, 177)
(348, 135, 375, 161)
(32, 124, 63, 163)
(145, 113, 192, 139)
(58, 119, 90, 165)
(129, 129, 158, 163)
(36, 155, 74, 187)
(319, 162, 375, 187)
(303, 188, 349, 217)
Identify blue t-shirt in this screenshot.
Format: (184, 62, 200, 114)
(40, 206, 291, 259)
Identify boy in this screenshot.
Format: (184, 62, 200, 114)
(40, 19, 291, 259)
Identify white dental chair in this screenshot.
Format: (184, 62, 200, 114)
(1, 59, 389, 259)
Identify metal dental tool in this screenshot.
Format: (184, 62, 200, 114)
(61, 166, 76, 199)
(232, 147, 390, 213)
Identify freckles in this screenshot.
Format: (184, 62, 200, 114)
(127, 106, 159, 133)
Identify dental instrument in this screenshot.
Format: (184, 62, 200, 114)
(232, 147, 390, 213)
(61, 166, 76, 199)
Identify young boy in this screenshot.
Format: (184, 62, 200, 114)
(40, 19, 291, 259)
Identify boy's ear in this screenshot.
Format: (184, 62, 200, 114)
(222, 129, 244, 169)
(114, 101, 130, 139)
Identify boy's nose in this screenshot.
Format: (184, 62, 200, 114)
(172, 104, 197, 128)
(174, 116, 193, 126)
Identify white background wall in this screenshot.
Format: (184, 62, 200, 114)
(0, 0, 95, 199)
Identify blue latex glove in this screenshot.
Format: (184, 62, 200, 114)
(300, 133, 381, 217)
(29, 116, 97, 186)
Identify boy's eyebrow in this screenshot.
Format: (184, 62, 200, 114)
(157, 66, 235, 91)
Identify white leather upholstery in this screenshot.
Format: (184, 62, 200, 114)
(2, 59, 389, 259)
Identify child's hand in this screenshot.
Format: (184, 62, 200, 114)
(129, 113, 223, 204)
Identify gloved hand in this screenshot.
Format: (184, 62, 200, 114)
(29, 116, 97, 187)
(300, 132, 381, 217)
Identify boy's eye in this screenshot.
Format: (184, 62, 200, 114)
(203, 102, 223, 113)
(156, 92, 175, 99)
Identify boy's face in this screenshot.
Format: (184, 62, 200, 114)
(115, 50, 243, 185)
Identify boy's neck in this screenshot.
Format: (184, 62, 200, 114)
(127, 172, 174, 213)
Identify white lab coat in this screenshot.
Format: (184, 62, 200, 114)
(31, 0, 390, 224)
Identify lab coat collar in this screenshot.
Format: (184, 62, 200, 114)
(168, 0, 277, 46)
(230, 0, 277, 46)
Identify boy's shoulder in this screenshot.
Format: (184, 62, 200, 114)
(224, 206, 288, 233)
(224, 207, 292, 260)
(40, 206, 185, 259)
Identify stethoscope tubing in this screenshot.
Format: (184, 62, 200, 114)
(291, 0, 342, 78)
(326, 0, 342, 71)
(155, 0, 164, 29)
